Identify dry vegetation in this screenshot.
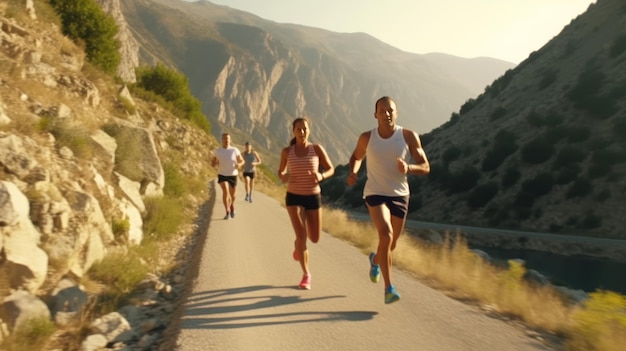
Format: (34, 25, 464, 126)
(320, 207, 626, 351)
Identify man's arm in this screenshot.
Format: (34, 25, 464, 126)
(401, 129, 430, 175)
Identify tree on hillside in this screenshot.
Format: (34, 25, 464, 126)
(135, 63, 211, 133)
(49, 0, 120, 75)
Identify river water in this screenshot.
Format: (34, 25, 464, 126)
(474, 246, 626, 295)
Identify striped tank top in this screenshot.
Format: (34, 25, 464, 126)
(287, 144, 320, 195)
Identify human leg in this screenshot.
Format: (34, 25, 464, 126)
(248, 177, 254, 202)
(366, 203, 394, 289)
(228, 183, 236, 217)
(219, 181, 230, 218)
(244, 175, 251, 200)
(304, 208, 321, 243)
(287, 206, 309, 275)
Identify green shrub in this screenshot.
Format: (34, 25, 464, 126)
(538, 68, 558, 90)
(467, 181, 499, 208)
(134, 63, 211, 133)
(88, 248, 149, 293)
(442, 145, 462, 164)
(521, 137, 554, 164)
(163, 163, 188, 197)
(567, 178, 593, 198)
(566, 125, 592, 143)
(0, 317, 56, 351)
(38, 117, 93, 159)
(447, 166, 480, 194)
(111, 217, 130, 242)
(143, 196, 184, 241)
(521, 173, 554, 196)
(485, 69, 514, 98)
(459, 98, 477, 115)
(489, 106, 507, 121)
(49, 0, 120, 75)
(556, 165, 581, 185)
(502, 166, 521, 187)
(609, 34, 626, 58)
(581, 212, 602, 229)
(567, 290, 626, 351)
(482, 130, 518, 171)
(553, 146, 586, 168)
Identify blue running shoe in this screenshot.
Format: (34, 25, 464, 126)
(369, 252, 380, 283)
(385, 285, 400, 304)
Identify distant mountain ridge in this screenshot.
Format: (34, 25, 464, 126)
(322, 0, 626, 239)
(119, 0, 514, 164)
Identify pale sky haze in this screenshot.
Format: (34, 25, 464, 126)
(193, 0, 596, 64)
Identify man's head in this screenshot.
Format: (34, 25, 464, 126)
(374, 96, 397, 127)
(221, 133, 231, 148)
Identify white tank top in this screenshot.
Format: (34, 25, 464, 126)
(363, 126, 409, 197)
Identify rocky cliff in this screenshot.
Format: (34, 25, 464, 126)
(0, 2, 219, 349)
(119, 0, 515, 166)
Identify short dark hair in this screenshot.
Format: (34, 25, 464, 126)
(375, 96, 395, 111)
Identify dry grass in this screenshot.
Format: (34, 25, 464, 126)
(319, 206, 626, 350)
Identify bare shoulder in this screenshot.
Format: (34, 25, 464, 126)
(402, 128, 420, 145)
(359, 130, 372, 143)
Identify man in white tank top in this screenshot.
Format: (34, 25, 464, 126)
(346, 96, 430, 304)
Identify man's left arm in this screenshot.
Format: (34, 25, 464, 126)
(403, 129, 430, 175)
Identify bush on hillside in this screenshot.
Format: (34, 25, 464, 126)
(134, 63, 211, 133)
(566, 178, 593, 198)
(538, 68, 558, 90)
(442, 145, 462, 164)
(467, 181, 499, 208)
(555, 165, 581, 185)
(502, 166, 521, 188)
(521, 173, 554, 196)
(567, 66, 617, 119)
(447, 166, 480, 194)
(521, 137, 554, 164)
(49, 0, 120, 75)
(609, 34, 626, 58)
(553, 146, 586, 169)
(489, 107, 507, 121)
(481, 130, 518, 171)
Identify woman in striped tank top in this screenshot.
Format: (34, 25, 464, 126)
(278, 117, 335, 290)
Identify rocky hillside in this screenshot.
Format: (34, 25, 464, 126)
(0, 1, 222, 349)
(118, 0, 514, 166)
(324, 0, 626, 240)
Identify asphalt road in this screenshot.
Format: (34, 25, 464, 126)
(174, 182, 554, 351)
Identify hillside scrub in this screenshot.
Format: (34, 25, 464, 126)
(319, 207, 626, 351)
(49, 0, 120, 75)
(133, 63, 211, 134)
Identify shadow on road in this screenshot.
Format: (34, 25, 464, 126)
(180, 285, 378, 329)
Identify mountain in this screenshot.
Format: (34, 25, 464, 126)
(323, 0, 626, 239)
(118, 0, 514, 165)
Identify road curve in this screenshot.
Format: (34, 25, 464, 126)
(174, 182, 554, 351)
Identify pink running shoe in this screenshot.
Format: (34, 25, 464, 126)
(299, 274, 311, 289)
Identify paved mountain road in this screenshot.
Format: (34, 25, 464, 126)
(174, 182, 553, 351)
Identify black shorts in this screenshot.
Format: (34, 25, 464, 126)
(218, 175, 237, 188)
(285, 192, 321, 210)
(365, 195, 409, 218)
(243, 172, 255, 179)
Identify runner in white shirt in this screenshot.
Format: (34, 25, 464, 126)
(212, 133, 244, 219)
(347, 96, 430, 304)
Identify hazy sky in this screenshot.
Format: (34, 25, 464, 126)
(196, 0, 596, 64)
